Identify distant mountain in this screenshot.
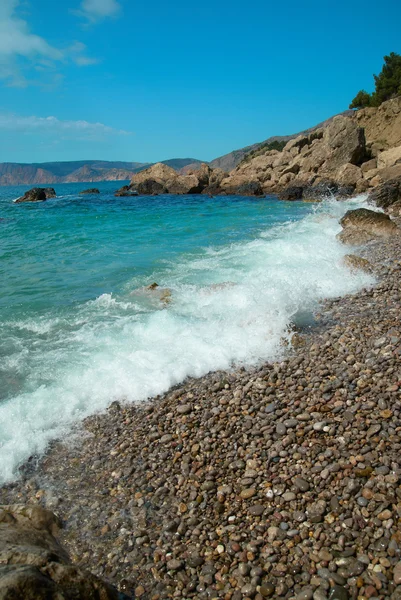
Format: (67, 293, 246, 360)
(209, 111, 354, 172)
(0, 159, 205, 186)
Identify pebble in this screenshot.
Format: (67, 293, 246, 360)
(393, 561, 401, 584)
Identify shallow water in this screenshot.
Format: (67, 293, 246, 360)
(0, 182, 373, 482)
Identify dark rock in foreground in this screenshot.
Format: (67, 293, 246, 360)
(79, 188, 100, 195)
(369, 175, 401, 211)
(0, 504, 130, 600)
(14, 188, 56, 204)
(278, 181, 355, 202)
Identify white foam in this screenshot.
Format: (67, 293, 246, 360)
(0, 195, 375, 483)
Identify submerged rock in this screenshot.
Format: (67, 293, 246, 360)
(343, 254, 373, 273)
(79, 188, 100, 195)
(15, 188, 56, 203)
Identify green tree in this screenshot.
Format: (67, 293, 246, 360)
(349, 89, 371, 109)
(349, 52, 401, 109)
(373, 52, 401, 104)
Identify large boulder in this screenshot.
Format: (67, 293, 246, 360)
(337, 208, 398, 245)
(368, 176, 401, 209)
(0, 505, 130, 600)
(131, 163, 177, 186)
(136, 179, 167, 195)
(324, 116, 367, 168)
(167, 174, 203, 194)
(15, 188, 56, 203)
(115, 162, 218, 195)
(377, 146, 401, 170)
(336, 163, 363, 187)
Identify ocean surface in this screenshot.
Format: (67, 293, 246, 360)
(0, 181, 374, 483)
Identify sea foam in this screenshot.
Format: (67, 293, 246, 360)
(0, 194, 374, 483)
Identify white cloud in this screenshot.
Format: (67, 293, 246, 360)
(0, 113, 131, 138)
(0, 1, 100, 86)
(0, 1, 62, 61)
(77, 0, 121, 22)
(69, 41, 99, 66)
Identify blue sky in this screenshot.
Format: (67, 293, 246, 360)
(0, 0, 400, 164)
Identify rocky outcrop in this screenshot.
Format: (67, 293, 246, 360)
(219, 115, 368, 198)
(0, 504, 130, 599)
(14, 188, 56, 203)
(115, 163, 231, 196)
(337, 208, 399, 245)
(79, 188, 100, 194)
(353, 96, 401, 150)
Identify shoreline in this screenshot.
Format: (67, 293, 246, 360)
(1, 218, 401, 600)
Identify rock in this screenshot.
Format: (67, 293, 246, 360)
(114, 185, 135, 197)
(361, 158, 378, 173)
(328, 585, 349, 600)
(234, 181, 264, 196)
(79, 188, 100, 195)
(0, 505, 128, 600)
(294, 477, 310, 492)
(339, 208, 398, 239)
(336, 163, 363, 187)
(302, 181, 354, 202)
(167, 174, 203, 194)
(354, 96, 401, 150)
(14, 187, 56, 203)
(337, 229, 377, 246)
(393, 561, 401, 584)
(136, 179, 167, 195)
(369, 176, 401, 210)
(324, 115, 367, 168)
(278, 186, 304, 201)
(377, 146, 401, 170)
(343, 254, 373, 273)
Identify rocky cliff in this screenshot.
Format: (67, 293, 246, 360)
(209, 111, 354, 172)
(214, 96, 401, 198)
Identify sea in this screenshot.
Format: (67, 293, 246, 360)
(0, 181, 374, 483)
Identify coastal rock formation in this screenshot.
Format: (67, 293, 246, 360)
(14, 188, 56, 203)
(79, 188, 100, 194)
(219, 115, 368, 197)
(353, 96, 401, 150)
(0, 504, 130, 599)
(338, 207, 399, 245)
(115, 162, 230, 196)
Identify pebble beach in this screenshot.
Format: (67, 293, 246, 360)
(1, 220, 401, 600)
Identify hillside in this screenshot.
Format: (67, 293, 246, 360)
(0, 158, 204, 186)
(210, 111, 353, 171)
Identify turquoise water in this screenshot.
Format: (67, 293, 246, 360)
(0, 182, 373, 482)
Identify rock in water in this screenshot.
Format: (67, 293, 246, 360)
(0, 504, 130, 600)
(343, 254, 373, 273)
(337, 207, 399, 245)
(14, 188, 56, 203)
(369, 176, 401, 209)
(79, 188, 100, 195)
